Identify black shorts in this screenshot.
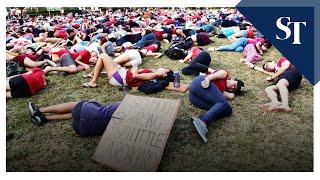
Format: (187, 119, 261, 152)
(60, 53, 76, 67)
(71, 100, 86, 136)
(276, 69, 302, 91)
(9, 76, 32, 98)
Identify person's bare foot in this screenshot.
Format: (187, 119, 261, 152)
(208, 47, 216, 52)
(240, 58, 246, 63)
(83, 81, 97, 88)
(272, 104, 292, 112)
(261, 102, 281, 112)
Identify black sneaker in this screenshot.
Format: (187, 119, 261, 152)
(28, 102, 40, 118)
(34, 113, 48, 126)
(28, 102, 48, 126)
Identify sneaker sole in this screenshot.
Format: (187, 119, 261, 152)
(192, 120, 208, 143)
(32, 115, 42, 126)
(28, 102, 35, 118)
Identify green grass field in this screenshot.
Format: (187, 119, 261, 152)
(6, 36, 313, 172)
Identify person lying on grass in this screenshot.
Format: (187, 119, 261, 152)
(28, 101, 119, 137)
(138, 42, 163, 59)
(6, 68, 47, 99)
(7, 46, 57, 69)
(208, 37, 271, 53)
(246, 57, 302, 112)
(82, 53, 171, 88)
(180, 48, 217, 76)
(43, 49, 96, 76)
(189, 70, 244, 143)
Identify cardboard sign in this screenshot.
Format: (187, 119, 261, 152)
(92, 95, 181, 171)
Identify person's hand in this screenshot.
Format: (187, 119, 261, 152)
(201, 78, 210, 88)
(156, 68, 168, 77)
(178, 59, 185, 64)
(266, 76, 273, 81)
(83, 64, 90, 70)
(246, 62, 254, 69)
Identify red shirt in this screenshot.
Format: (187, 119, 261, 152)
(210, 70, 228, 92)
(163, 18, 176, 25)
(213, 77, 227, 92)
(55, 30, 68, 39)
(71, 50, 91, 64)
(21, 68, 46, 95)
(154, 30, 165, 40)
(126, 69, 153, 87)
(144, 44, 157, 53)
(72, 24, 81, 29)
(14, 53, 41, 67)
(51, 48, 70, 57)
(190, 47, 202, 60)
(247, 27, 254, 38)
(276, 57, 295, 70)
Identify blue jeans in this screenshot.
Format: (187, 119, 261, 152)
(135, 33, 156, 48)
(189, 76, 232, 124)
(219, 37, 248, 52)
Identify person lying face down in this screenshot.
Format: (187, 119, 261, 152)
(6, 68, 47, 99)
(189, 70, 245, 143)
(28, 100, 120, 137)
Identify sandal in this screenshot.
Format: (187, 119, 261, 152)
(82, 82, 97, 88)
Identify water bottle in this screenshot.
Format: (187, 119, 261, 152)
(173, 71, 181, 88)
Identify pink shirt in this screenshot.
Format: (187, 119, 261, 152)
(247, 37, 265, 45)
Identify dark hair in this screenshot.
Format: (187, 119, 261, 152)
(144, 29, 152, 35)
(100, 37, 108, 45)
(26, 47, 36, 53)
(262, 61, 272, 70)
(234, 79, 244, 95)
(166, 33, 172, 42)
(217, 33, 227, 38)
(264, 39, 272, 49)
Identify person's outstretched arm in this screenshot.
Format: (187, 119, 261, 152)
(246, 62, 274, 76)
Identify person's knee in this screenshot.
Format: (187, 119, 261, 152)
(224, 102, 233, 116)
(219, 100, 232, 116)
(264, 85, 275, 93)
(235, 47, 244, 52)
(276, 79, 289, 89)
(69, 66, 78, 73)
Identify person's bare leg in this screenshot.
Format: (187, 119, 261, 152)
(261, 85, 281, 112)
(123, 61, 133, 67)
(44, 65, 77, 74)
(113, 52, 130, 65)
(100, 53, 119, 78)
(24, 58, 48, 68)
(51, 54, 60, 63)
(6, 80, 11, 91)
(77, 65, 85, 72)
(6, 91, 12, 98)
(40, 102, 78, 114)
(46, 113, 73, 121)
(86, 57, 105, 86)
(274, 79, 292, 112)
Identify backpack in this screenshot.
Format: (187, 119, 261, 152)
(164, 47, 188, 60)
(6, 60, 26, 77)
